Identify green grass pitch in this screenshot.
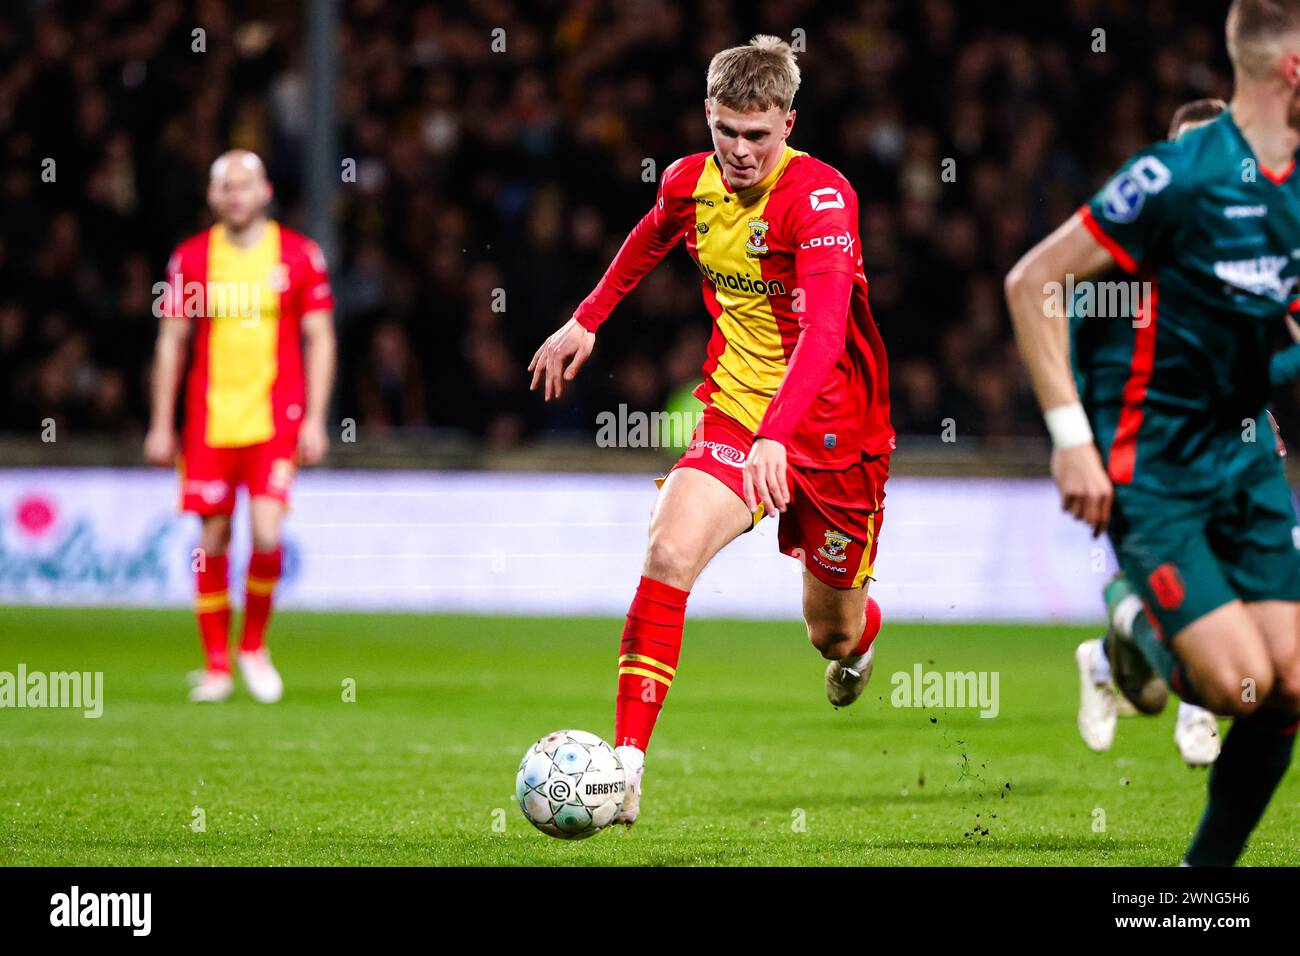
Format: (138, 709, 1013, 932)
(0, 606, 1295, 866)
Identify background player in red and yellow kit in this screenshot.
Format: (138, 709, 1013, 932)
(145, 150, 336, 704)
(529, 37, 893, 824)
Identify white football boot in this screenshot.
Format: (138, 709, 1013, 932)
(825, 648, 874, 708)
(1174, 702, 1221, 767)
(188, 669, 234, 703)
(237, 648, 284, 703)
(1075, 639, 1118, 752)
(614, 745, 644, 826)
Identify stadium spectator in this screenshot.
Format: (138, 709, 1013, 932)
(2, 0, 1274, 451)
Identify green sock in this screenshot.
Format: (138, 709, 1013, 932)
(1126, 612, 1205, 707)
(1184, 710, 1298, 866)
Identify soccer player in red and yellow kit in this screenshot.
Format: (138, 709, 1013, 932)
(529, 37, 893, 824)
(145, 150, 336, 704)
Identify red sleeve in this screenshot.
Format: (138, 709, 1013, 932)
(161, 236, 205, 320)
(790, 176, 859, 277)
(297, 237, 335, 315)
(161, 246, 186, 319)
(754, 270, 852, 446)
(572, 160, 693, 331)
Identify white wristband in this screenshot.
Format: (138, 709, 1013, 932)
(1044, 402, 1094, 449)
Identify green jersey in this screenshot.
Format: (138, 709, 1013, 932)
(1073, 111, 1300, 493)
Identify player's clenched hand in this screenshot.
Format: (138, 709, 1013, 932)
(143, 427, 176, 466)
(298, 418, 329, 466)
(1051, 443, 1112, 536)
(528, 317, 595, 401)
(743, 437, 790, 517)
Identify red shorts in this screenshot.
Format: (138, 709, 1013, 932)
(178, 431, 299, 515)
(666, 406, 888, 589)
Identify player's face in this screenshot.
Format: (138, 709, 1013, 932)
(208, 161, 272, 230)
(706, 100, 795, 189)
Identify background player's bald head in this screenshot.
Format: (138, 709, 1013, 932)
(209, 150, 267, 185)
(1227, 0, 1300, 80)
(207, 150, 272, 231)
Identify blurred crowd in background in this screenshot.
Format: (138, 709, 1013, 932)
(3, 0, 1290, 450)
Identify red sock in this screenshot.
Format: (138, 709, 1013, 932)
(240, 548, 282, 653)
(195, 554, 231, 673)
(850, 596, 883, 657)
(615, 575, 689, 752)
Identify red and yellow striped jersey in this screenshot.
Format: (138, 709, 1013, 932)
(163, 221, 334, 448)
(574, 146, 893, 469)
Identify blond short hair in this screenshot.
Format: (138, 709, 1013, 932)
(706, 35, 801, 113)
(1227, 0, 1300, 80)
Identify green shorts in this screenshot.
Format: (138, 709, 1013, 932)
(1108, 451, 1300, 639)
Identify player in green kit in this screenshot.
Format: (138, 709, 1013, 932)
(1073, 99, 1231, 769)
(1006, 0, 1300, 866)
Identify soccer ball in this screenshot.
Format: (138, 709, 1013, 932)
(515, 730, 625, 839)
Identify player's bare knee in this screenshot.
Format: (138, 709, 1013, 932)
(807, 620, 858, 659)
(200, 517, 232, 556)
(643, 532, 697, 591)
(249, 501, 284, 553)
(251, 528, 281, 553)
(1203, 667, 1273, 717)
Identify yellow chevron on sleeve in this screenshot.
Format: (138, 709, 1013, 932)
(618, 666, 672, 687)
(618, 653, 676, 677)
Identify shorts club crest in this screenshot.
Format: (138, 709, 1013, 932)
(817, 531, 852, 564)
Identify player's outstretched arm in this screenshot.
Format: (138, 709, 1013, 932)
(528, 317, 596, 402)
(144, 316, 191, 465)
(299, 309, 336, 465)
(529, 161, 690, 402)
(1005, 211, 1117, 535)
